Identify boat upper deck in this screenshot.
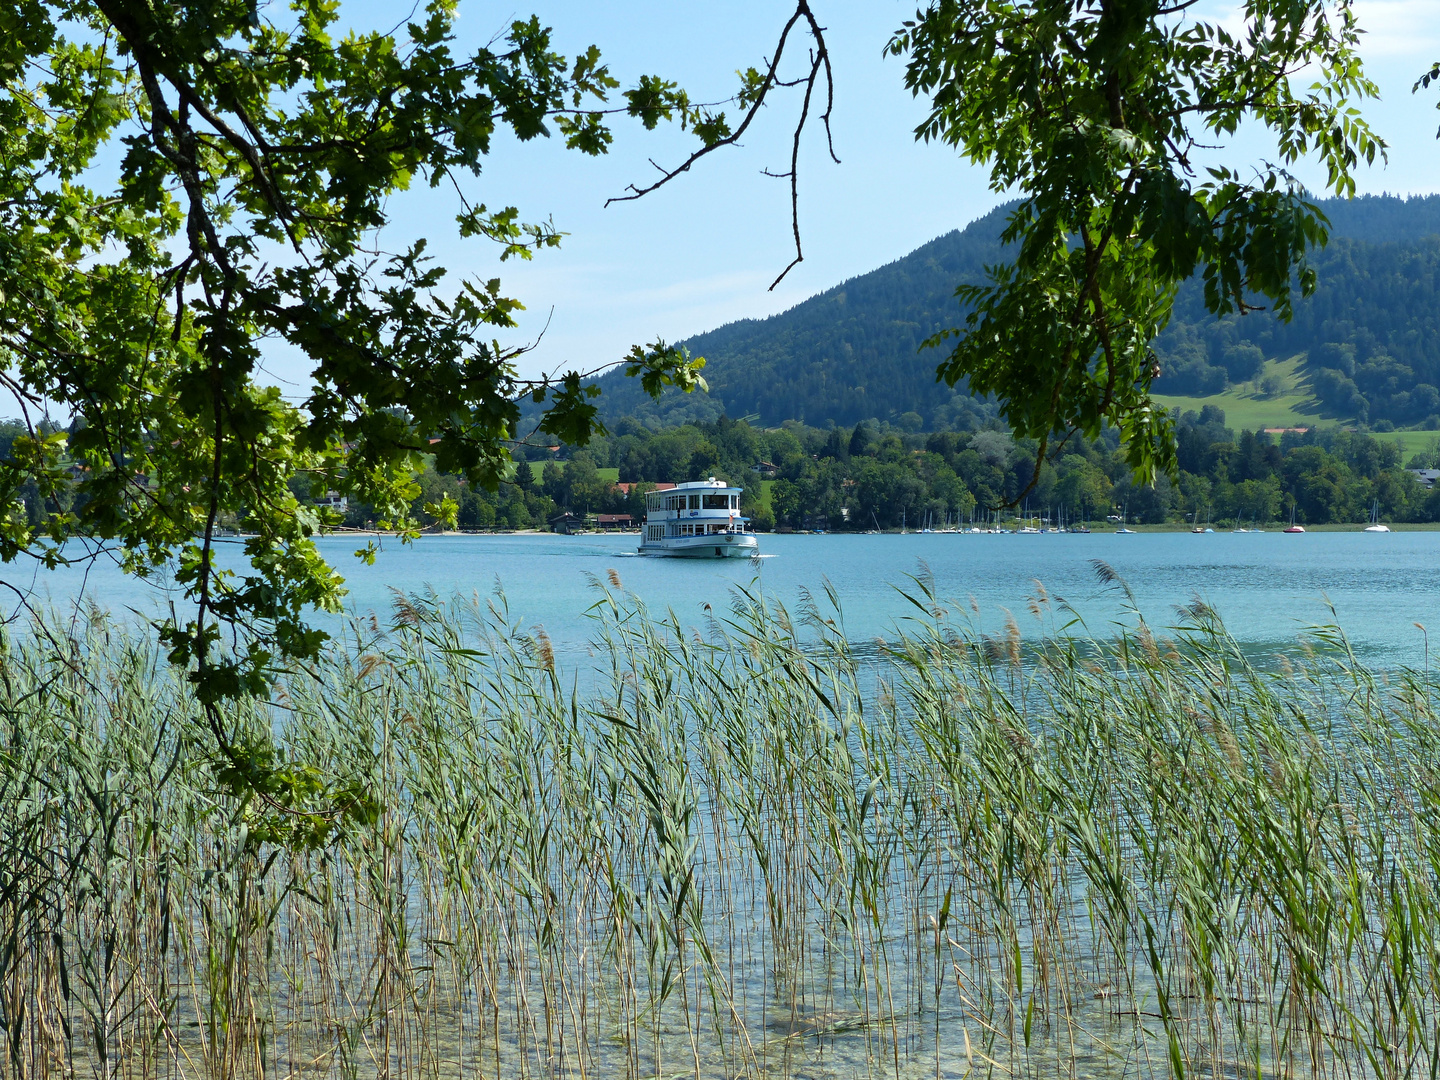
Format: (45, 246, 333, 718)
(645, 478, 743, 516)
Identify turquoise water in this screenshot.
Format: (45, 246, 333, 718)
(8, 529, 1438, 668)
(5, 530, 1437, 1080)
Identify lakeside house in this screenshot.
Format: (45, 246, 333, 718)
(549, 511, 635, 533)
(548, 511, 584, 534)
(1409, 469, 1440, 489)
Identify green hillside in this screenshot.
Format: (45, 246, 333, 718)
(1154, 232, 1440, 428)
(1153, 356, 1323, 432)
(577, 194, 1440, 436)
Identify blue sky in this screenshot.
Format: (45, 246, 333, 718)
(272, 0, 1440, 390)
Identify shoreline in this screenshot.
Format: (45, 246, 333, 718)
(311, 523, 1440, 538)
(192, 523, 1440, 543)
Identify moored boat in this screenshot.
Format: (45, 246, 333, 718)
(1363, 498, 1391, 533)
(639, 478, 759, 558)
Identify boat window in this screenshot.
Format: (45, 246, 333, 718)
(688, 494, 700, 510)
(730, 495, 738, 509)
(702, 493, 729, 509)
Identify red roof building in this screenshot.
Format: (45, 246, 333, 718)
(615, 481, 676, 495)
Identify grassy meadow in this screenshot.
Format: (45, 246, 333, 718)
(2, 572, 1439, 1079)
(1154, 356, 1323, 432)
(1370, 429, 1439, 461)
(1156, 356, 1439, 460)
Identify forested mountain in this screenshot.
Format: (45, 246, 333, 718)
(583, 194, 1440, 431)
(584, 202, 1013, 430)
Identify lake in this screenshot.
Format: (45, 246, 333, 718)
(6, 530, 1439, 1080)
(8, 528, 1438, 669)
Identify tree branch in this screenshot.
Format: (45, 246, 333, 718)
(606, 1, 837, 289)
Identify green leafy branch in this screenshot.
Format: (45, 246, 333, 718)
(890, 0, 1385, 500)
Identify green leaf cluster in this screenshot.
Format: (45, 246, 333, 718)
(0, 0, 709, 804)
(889, 0, 1385, 490)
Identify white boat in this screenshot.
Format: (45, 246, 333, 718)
(1363, 499, 1391, 533)
(639, 478, 759, 558)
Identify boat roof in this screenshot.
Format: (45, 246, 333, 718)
(669, 478, 743, 492)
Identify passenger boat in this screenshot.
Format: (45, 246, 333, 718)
(639, 478, 760, 558)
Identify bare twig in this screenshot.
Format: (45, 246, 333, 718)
(606, 1, 838, 289)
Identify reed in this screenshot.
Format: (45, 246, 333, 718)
(0, 566, 1436, 1079)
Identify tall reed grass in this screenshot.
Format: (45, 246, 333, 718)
(0, 566, 1436, 1079)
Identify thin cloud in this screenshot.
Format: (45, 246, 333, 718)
(1353, 0, 1440, 57)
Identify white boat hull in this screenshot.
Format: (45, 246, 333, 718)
(639, 533, 759, 558)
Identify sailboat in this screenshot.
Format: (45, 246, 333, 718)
(1283, 505, 1305, 534)
(1363, 499, 1391, 533)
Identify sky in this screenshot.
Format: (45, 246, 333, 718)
(260, 1, 1440, 388)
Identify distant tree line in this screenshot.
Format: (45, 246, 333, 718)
(8, 411, 1439, 534)
(450, 412, 1440, 531)
(528, 410, 1440, 530)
